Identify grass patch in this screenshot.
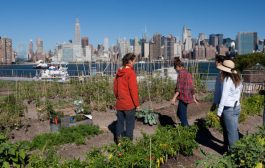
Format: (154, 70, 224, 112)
(30, 124, 101, 149)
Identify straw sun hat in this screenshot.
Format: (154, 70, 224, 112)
(217, 60, 237, 74)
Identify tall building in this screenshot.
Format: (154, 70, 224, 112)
(62, 43, 74, 62)
(182, 26, 192, 51)
(35, 38, 44, 61)
(198, 33, 206, 44)
(193, 45, 205, 60)
(0, 37, 2, 63)
(174, 41, 182, 59)
(143, 42, 150, 59)
(74, 18, 81, 45)
(149, 33, 162, 60)
(133, 37, 141, 56)
(205, 45, 216, 60)
(73, 18, 83, 62)
(81, 37, 89, 48)
(118, 38, 130, 58)
(104, 37, 109, 52)
(28, 40, 34, 61)
(162, 35, 176, 60)
(236, 32, 258, 55)
(209, 34, 218, 47)
(17, 43, 27, 61)
(36, 38, 43, 54)
(209, 34, 224, 47)
(0, 37, 13, 64)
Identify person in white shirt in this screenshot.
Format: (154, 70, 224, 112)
(217, 60, 242, 149)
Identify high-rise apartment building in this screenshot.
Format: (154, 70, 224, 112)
(81, 37, 89, 48)
(182, 26, 192, 51)
(104, 37, 109, 52)
(149, 33, 162, 60)
(35, 38, 44, 61)
(236, 32, 258, 55)
(209, 34, 224, 47)
(28, 40, 34, 61)
(205, 45, 216, 60)
(193, 45, 205, 60)
(133, 37, 141, 56)
(0, 37, 13, 64)
(162, 35, 176, 60)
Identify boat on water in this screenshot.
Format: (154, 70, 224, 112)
(34, 62, 70, 82)
(33, 60, 48, 69)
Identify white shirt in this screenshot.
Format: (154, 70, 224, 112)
(217, 77, 242, 117)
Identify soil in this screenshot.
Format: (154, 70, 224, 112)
(9, 100, 264, 167)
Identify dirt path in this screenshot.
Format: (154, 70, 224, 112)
(10, 100, 264, 167)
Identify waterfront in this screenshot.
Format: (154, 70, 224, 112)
(0, 61, 217, 77)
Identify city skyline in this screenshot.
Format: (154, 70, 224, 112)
(1, 0, 265, 51)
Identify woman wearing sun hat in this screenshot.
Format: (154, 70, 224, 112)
(217, 60, 243, 150)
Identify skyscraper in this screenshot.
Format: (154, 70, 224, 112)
(133, 37, 141, 56)
(104, 37, 109, 52)
(209, 34, 218, 47)
(28, 40, 34, 61)
(163, 34, 176, 60)
(36, 38, 43, 54)
(0, 37, 2, 63)
(35, 38, 44, 61)
(182, 26, 192, 51)
(236, 32, 258, 55)
(209, 34, 224, 47)
(150, 33, 162, 60)
(73, 18, 83, 62)
(81, 37, 89, 48)
(0, 37, 13, 64)
(74, 18, 81, 45)
(198, 33, 206, 44)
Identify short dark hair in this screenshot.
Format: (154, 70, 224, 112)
(122, 53, 136, 66)
(173, 57, 184, 69)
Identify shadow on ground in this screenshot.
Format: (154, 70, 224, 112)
(195, 118, 226, 155)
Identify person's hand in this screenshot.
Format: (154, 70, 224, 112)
(210, 103, 216, 112)
(194, 98, 199, 104)
(171, 98, 176, 105)
(136, 106, 141, 111)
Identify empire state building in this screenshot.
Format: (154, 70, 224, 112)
(73, 18, 83, 61)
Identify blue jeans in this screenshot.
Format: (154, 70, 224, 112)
(116, 108, 136, 140)
(222, 106, 240, 148)
(177, 100, 189, 126)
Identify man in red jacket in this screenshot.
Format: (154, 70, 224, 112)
(114, 53, 140, 142)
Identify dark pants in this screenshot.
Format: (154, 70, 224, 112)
(116, 108, 136, 140)
(177, 100, 189, 126)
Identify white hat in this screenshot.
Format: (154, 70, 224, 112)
(217, 60, 237, 74)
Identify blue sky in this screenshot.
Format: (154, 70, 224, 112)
(1, 0, 265, 51)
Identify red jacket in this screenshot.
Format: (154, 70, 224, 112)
(114, 65, 139, 110)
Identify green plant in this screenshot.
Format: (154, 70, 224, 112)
(230, 128, 265, 168)
(30, 124, 101, 149)
(136, 109, 159, 125)
(0, 133, 29, 168)
(0, 94, 25, 131)
(205, 112, 222, 132)
(240, 94, 264, 122)
(196, 150, 234, 168)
